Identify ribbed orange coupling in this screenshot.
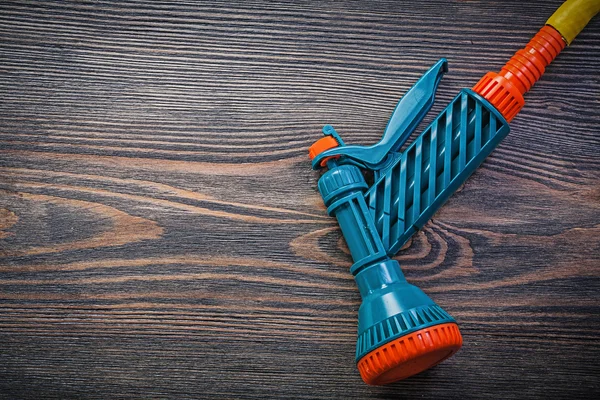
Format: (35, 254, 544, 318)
(473, 25, 566, 122)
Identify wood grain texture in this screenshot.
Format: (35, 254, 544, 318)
(0, 0, 599, 398)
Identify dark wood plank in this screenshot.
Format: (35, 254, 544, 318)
(0, 0, 599, 398)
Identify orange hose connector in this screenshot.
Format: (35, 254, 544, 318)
(473, 25, 566, 122)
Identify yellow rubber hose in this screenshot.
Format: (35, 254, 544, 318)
(546, 0, 600, 45)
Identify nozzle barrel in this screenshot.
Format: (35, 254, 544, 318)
(317, 154, 462, 385)
(317, 162, 387, 274)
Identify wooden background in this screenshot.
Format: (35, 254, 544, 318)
(1, 0, 599, 398)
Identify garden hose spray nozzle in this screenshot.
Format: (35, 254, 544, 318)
(307, 0, 599, 385)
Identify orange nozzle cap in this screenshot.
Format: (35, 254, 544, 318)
(357, 322, 462, 385)
(308, 136, 339, 167)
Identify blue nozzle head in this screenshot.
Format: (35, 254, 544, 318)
(353, 260, 462, 385)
